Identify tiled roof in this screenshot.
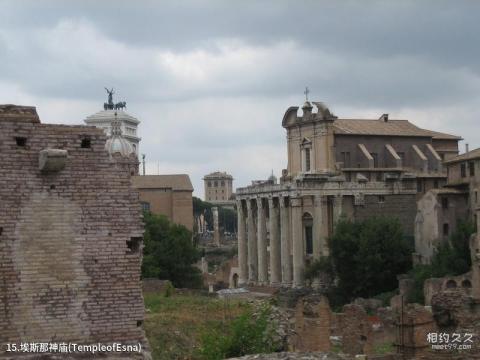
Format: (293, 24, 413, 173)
(445, 148, 480, 164)
(333, 119, 461, 139)
(131, 175, 193, 191)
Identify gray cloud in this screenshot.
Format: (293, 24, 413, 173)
(0, 0, 479, 196)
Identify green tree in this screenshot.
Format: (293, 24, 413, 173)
(142, 211, 202, 288)
(329, 217, 412, 302)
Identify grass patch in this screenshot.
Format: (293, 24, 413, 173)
(373, 342, 395, 354)
(144, 292, 249, 360)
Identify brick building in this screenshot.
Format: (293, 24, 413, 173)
(236, 101, 460, 288)
(132, 174, 194, 231)
(203, 171, 234, 207)
(415, 147, 480, 264)
(0, 105, 146, 355)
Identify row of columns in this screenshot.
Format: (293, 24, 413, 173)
(237, 195, 338, 288)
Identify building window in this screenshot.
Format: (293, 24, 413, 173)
(434, 180, 439, 189)
(469, 162, 475, 176)
(305, 226, 313, 255)
(371, 152, 378, 168)
(305, 148, 311, 172)
(378, 195, 385, 203)
(214, 181, 218, 187)
(341, 152, 351, 167)
(461, 163, 466, 178)
(81, 138, 91, 148)
(141, 202, 150, 212)
(208, 181, 212, 187)
(397, 152, 405, 164)
(417, 179, 423, 193)
(443, 223, 449, 236)
(442, 197, 449, 210)
(126, 237, 141, 254)
(15, 137, 27, 147)
(221, 180, 225, 186)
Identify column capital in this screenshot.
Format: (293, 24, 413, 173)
(290, 197, 302, 208)
(313, 194, 328, 207)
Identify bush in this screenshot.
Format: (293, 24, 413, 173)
(304, 256, 334, 282)
(197, 305, 280, 359)
(163, 280, 175, 298)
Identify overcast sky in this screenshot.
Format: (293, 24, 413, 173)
(1, 0, 479, 197)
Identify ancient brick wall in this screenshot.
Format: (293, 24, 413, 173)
(0, 106, 145, 353)
(353, 194, 416, 236)
(293, 295, 331, 352)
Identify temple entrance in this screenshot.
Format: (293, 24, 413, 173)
(232, 273, 239, 288)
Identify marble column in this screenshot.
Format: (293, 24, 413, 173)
(280, 197, 292, 286)
(333, 195, 343, 231)
(246, 199, 258, 284)
(212, 206, 220, 246)
(236, 200, 248, 285)
(256, 197, 268, 285)
(291, 197, 304, 287)
(268, 197, 281, 285)
(313, 195, 330, 258)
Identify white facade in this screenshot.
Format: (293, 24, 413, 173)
(84, 109, 141, 156)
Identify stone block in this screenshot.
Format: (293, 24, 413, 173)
(38, 148, 68, 172)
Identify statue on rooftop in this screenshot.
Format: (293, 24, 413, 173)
(104, 88, 116, 110)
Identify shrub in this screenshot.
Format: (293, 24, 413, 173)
(197, 305, 280, 359)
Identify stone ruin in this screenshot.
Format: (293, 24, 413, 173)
(0, 105, 148, 358)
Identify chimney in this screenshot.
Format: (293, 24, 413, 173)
(379, 114, 389, 122)
(466, 143, 469, 153)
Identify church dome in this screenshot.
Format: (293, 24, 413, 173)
(105, 135, 134, 157)
(104, 111, 135, 157)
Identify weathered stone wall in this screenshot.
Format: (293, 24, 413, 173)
(353, 194, 417, 236)
(0, 106, 145, 354)
(293, 295, 331, 352)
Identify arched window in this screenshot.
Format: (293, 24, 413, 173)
(446, 279, 457, 289)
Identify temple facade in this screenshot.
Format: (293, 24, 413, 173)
(235, 101, 460, 288)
